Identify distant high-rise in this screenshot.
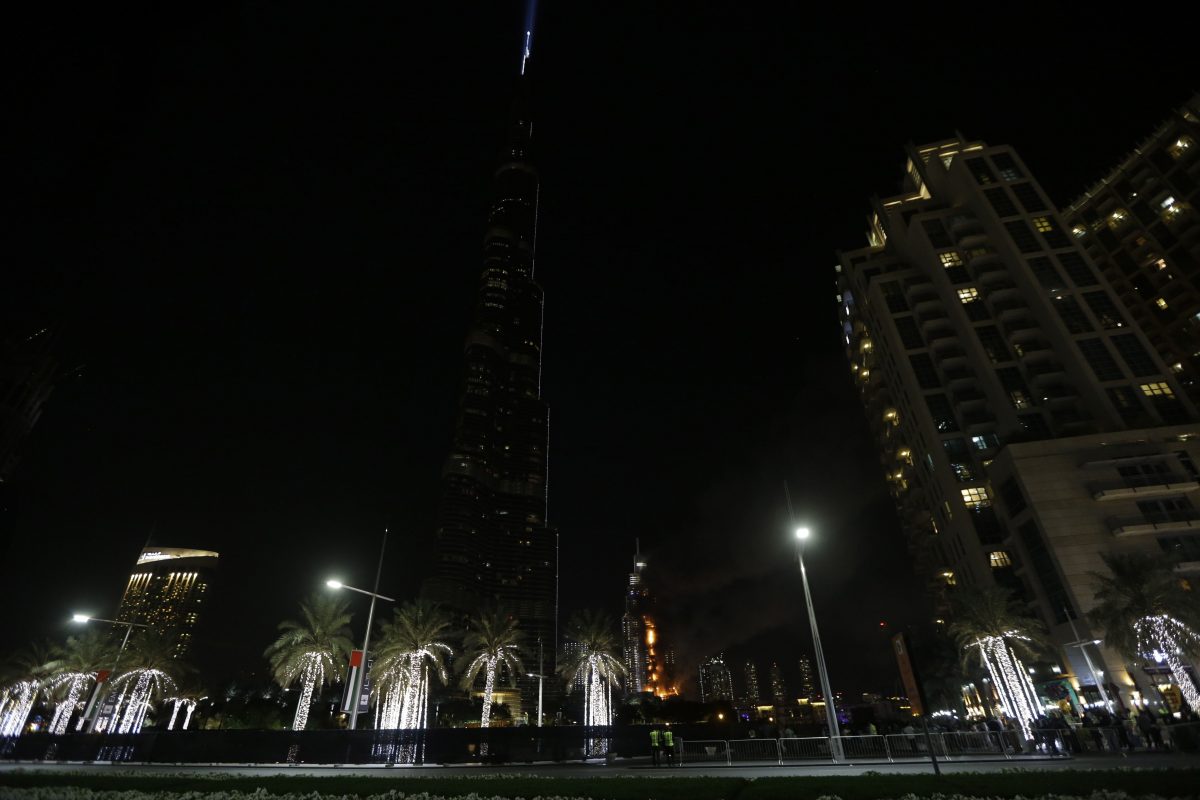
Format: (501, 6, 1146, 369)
(621, 547, 648, 693)
(738, 660, 761, 708)
(768, 662, 787, 705)
(837, 135, 1195, 615)
(115, 546, 218, 657)
(1064, 95, 1200, 404)
(423, 74, 557, 715)
(797, 655, 816, 698)
(699, 653, 733, 704)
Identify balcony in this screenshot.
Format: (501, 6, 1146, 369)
(952, 387, 987, 406)
(961, 410, 994, 430)
(917, 310, 950, 330)
(1090, 473, 1200, 501)
(942, 367, 977, 386)
(1108, 509, 1200, 536)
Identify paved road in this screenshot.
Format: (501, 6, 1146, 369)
(2, 752, 1196, 778)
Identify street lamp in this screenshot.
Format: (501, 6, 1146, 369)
(794, 526, 843, 761)
(1063, 606, 1113, 712)
(71, 614, 151, 732)
(326, 529, 393, 731)
(526, 636, 547, 728)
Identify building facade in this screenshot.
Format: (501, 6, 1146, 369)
(1064, 96, 1200, 404)
(837, 135, 1196, 617)
(738, 660, 761, 709)
(698, 653, 733, 704)
(988, 425, 1200, 711)
(797, 654, 816, 699)
(768, 661, 788, 705)
(621, 548, 648, 694)
(115, 546, 218, 658)
(423, 77, 558, 715)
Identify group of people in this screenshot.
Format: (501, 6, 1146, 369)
(1028, 705, 1195, 754)
(646, 725, 676, 767)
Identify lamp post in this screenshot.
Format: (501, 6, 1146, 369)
(526, 636, 547, 728)
(327, 529, 393, 731)
(1063, 607, 1113, 712)
(71, 614, 151, 732)
(794, 526, 843, 761)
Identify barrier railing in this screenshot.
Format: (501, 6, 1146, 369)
(727, 738, 781, 763)
(676, 739, 729, 764)
(680, 731, 1068, 765)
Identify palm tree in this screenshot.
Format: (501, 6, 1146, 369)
(44, 629, 115, 734)
(264, 593, 354, 731)
(948, 587, 1048, 740)
(162, 679, 207, 730)
(457, 610, 524, 731)
(108, 633, 185, 734)
(372, 600, 454, 730)
(558, 610, 626, 728)
(0, 642, 59, 737)
(1089, 551, 1200, 711)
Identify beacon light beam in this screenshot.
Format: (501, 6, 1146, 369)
(520, 0, 538, 74)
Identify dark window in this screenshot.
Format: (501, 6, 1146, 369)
(991, 152, 1024, 181)
(1111, 334, 1158, 376)
(909, 354, 940, 389)
(1028, 256, 1066, 291)
(970, 506, 1005, 545)
(1082, 291, 1126, 329)
(1078, 338, 1124, 381)
(1011, 183, 1047, 212)
(1137, 496, 1193, 523)
(925, 395, 959, 432)
(1118, 461, 1171, 487)
(999, 478, 1028, 517)
(1017, 520, 1074, 623)
(1053, 296, 1094, 333)
(966, 157, 996, 185)
(1176, 450, 1199, 478)
(894, 316, 924, 349)
(1107, 386, 1150, 427)
(962, 296, 991, 322)
(881, 281, 909, 313)
(943, 438, 970, 459)
(945, 266, 971, 284)
(922, 219, 954, 248)
(1158, 535, 1200, 563)
(984, 188, 1019, 217)
(1152, 394, 1190, 424)
(997, 367, 1032, 409)
(1056, 252, 1099, 286)
(976, 326, 1010, 362)
(1005, 220, 1041, 253)
(1019, 413, 1051, 438)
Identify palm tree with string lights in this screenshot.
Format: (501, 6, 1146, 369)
(457, 610, 524, 732)
(265, 593, 355, 731)
(558, 610, 626, 730)
(107, 633, 188, 734)
(0, 641, 60, 737)
(1088, 551, 1200, 712)
(43, 629, 115, 734)
(371, 599, 454, 730)
(948, 587, 1048, 741)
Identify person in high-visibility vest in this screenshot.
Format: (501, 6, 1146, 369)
(648, 727, 661, 767)
(663, 727, 676, 766)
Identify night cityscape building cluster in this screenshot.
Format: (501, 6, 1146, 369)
(1, 4, 1199, 758)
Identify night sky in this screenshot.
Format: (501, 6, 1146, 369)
(5, 4, 1197, 698)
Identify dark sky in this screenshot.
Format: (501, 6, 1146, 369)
(5, 4, 1197, 698)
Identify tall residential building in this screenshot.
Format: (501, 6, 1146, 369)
(797, 655, 816, 698)
(1064, 95, 1200, 404)
(698, 653, 733, 704)
(423, 75, 557, 715)
(115, 546, 218, 657)
(987, 424, 1200, 711)
(738, 660, 761, 709)
(768, 662, 788, 705)
(621, 547, 648, 693)
(837, 135, 1196, 616)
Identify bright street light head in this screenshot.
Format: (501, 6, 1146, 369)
(71, 614, 89, 623)
(795, 527, 811, 540)
(326, 580, 343, 590)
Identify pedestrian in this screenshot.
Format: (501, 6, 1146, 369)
(663, 726, 676, 767)
(648, 726, 661, 767)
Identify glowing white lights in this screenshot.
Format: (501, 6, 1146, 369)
(290, 653, 323, 731)
(967, 632, 1040, 741)
(111, 668, 176, 735)
(0, 681, 38, 738)
(46, 672, 94, 735)
(1137, 614, 1200, 712)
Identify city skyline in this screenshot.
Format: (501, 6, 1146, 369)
(4, 4, 1199, 701)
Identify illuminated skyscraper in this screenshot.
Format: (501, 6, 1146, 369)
(768, 662, 788, 704)
(797, 654, 816, 698)
(738, 660, 761, 708)
(423, 75, 557, 715)
(115, 546, 218, 657)
(699, 653, 733, 704)
(621, 547, 648, 693)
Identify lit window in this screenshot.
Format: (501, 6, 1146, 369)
(1072, 225, 1087, 238)
(1172, 362, 1184, 373)
(942, 570, 958, 586)
(961, 487, 990, 508)
(1108, 210, 1127, 229)
(1168, 136, 1194, 159)
(1156, 258, 1168, 271)
(940, 251, 964, 268)
(1140, 382, 1174, 397)
(958, 287, 980, 303)
(1161, 196, 1176, 209)
(1157, 297, 1169, 309)
(883, 408, 899, 424)
(1032, 216, 1053, 232)
(989, 551, 1012, 568)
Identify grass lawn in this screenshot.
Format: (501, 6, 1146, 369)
(0, 768, 1197, 798)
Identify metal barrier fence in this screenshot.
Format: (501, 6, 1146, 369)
(679, 731, 1040, 764)
(676, 739, 729, 764)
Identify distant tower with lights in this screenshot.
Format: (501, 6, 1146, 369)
(768, 661, 788, 704)
(115, 546, 219, 657)
(738, 660, 761, 709)
(620, 544, 649, 693)
(422, 45, 557, 717)
(797, 654, 816, 698)
(699, 653, 734, 704)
